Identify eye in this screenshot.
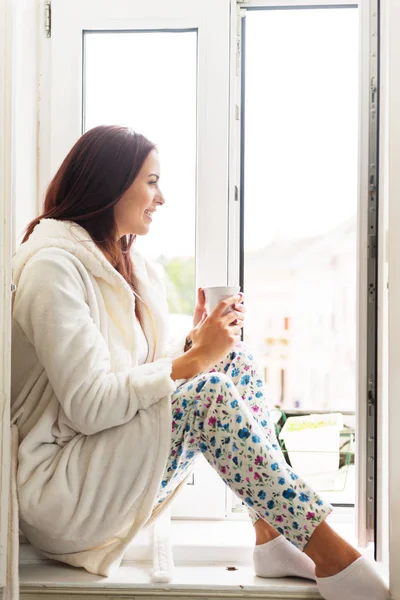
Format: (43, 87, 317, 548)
(149, 180, 158, 186)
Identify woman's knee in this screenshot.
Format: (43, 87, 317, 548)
(195, 371, 232, 395)
(173, 372, 232, 413)
(189, 372, 236, 413)
(222, 343, 256, 373)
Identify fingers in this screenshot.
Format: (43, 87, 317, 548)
(233, 303, 246, 314)
(215, 294, 242, 317)
(230, 318, 244, 330)
(197, 287, 206, 306)
(220, 308, 242, 324)
(198, 311, 207, 325)
(222, 302, 245, 322)
(230, 325, 242, 337)
(235, 292, 244, 306)
(232, 293, 245, 323)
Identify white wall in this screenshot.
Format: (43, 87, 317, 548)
(0, 0, 14, 588)
(14, 0, 39, 246)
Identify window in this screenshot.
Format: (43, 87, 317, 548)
(39, 0, 378, 548)
(83, 30, 197, 326)
(242, 5, 359, 508)
(45, 0, 232, 520)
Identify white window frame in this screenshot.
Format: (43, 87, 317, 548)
(357, 0, 377, 550)
(236, 0, 392, 580)
(227, 0, 375, 541)
(241, 0, 357, 6)
(42, 0, 231, 290)
(382, 0, 400, 595)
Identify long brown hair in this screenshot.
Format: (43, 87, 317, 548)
(23, 125, 156, 297)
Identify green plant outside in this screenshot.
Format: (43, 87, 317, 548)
(162, 256, 195, 316)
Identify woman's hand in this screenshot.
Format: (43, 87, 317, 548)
(189, 289, 245, 344)
(184, 288, 207, 351)
(230, 292, 245, 327)
(190, 293, 246, 371)
(172, 293, 246, 381)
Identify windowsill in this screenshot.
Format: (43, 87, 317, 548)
(18, 515, 383, 598)
(20, 512, 363, 566)
(125, 512, 370, 564)
(19, 563, 322, 599)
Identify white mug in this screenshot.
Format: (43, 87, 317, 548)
(203, 286, 241, 315)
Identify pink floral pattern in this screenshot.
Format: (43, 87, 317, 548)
(155, 343, 332, 550)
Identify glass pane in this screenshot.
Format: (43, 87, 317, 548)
(243, 8, 359, 505)
(83, 31, 197, 335)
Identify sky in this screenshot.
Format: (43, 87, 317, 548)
(84, 30, 197, 260)
(244, 8, 359, 250)
(84, 7, 359, 259)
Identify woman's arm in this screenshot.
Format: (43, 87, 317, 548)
(173, 295, 245, 381)
(171, 345, 206, 381)
(13, 249, 177, 436)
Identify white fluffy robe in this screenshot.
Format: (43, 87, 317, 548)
(11, 219, 186, 576)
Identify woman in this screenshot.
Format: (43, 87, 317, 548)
(11, 125, 388, 600)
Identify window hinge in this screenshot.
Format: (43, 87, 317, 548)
(11, 283, 16, 293)
(237, 9, 241, 36)
(44, 1, 51, 38)
(235, 104, 240, 121)
(236, 36, 241, 76)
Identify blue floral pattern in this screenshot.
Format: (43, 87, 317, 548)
(155, 342, 332, 550)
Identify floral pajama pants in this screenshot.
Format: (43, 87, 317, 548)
(156, 343, 332, 550)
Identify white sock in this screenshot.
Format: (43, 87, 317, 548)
(316, 556, 389, 600)
(253, 535, 316, 580)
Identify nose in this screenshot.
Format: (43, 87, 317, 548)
(155, 189, 165, 206)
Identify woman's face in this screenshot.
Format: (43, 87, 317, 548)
(114, 149, 164, 238)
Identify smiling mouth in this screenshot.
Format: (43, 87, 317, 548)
(144, 210, 154, 221)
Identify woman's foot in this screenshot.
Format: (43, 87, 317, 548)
(253, 517, 315, 580)
(305, 521, 389, 599)
(316, 556, 389, 600)
(254, 536, 316, 580)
